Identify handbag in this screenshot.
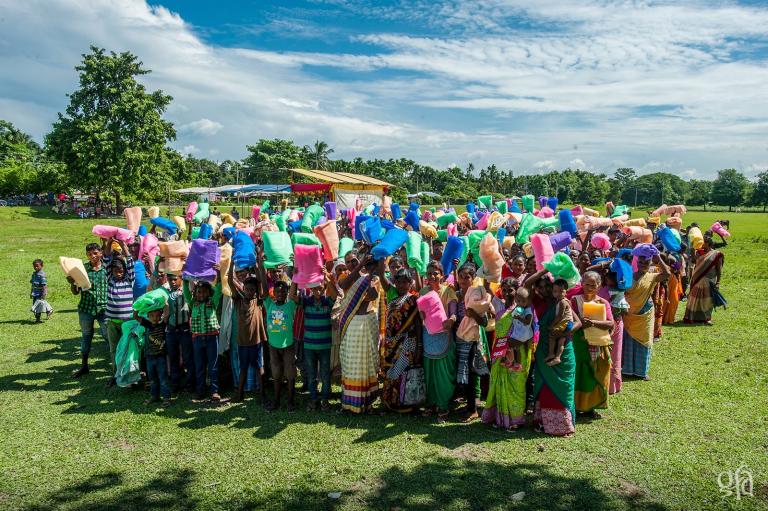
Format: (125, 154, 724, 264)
(400, 366, 426, 406)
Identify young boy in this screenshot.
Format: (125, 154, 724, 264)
(104, 238, 136, 387)
(230, 269, 267, 404)
(546, 278, 575, 366)
(30, 259, 52, 322)
(183, 265, 223, 402)
(166, 273, 194, 393)
(69, 242, 109, 378)
(291, 277, 333, 411)
(139, 307, 171, 407)
(263, 280, 297, 411)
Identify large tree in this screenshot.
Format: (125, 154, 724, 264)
(751, 171, 768, 212)
(242, 139, 309, 184)
(711, 168, 749, 211)
(46, 46, 175, 210)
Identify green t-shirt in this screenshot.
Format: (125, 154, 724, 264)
(264, 298, 296, 349)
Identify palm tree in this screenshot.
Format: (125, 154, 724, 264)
(304, 140, 334, 170)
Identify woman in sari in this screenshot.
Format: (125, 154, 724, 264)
(380, 269, 421, 412)
(663, 254, 684, 325)
(571, 271, 614, 418)
(683, 237, 724, 324)
(525, 269, 577, 436)
(482, 280, 533, 430)
(338, 255, 386, 414)
(623, 251, 670, 380)
(419, 260, 458, 423)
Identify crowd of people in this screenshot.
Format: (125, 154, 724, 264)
(51, 196, 728, 436)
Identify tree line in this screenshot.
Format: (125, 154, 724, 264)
(1, 46, 767, 212)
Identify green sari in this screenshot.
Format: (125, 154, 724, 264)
(533, 304, 576, 436)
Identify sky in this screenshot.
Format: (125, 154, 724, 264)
(2, 0, 768, 179)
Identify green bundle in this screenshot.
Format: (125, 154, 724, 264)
(291, 232, 321, 246)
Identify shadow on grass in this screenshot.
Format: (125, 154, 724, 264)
(22, 459, 668, 511)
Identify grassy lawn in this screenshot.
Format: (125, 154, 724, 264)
(0, 206, 766, 511)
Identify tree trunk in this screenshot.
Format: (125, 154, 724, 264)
(728, 205, 732, 212)
(115, 190, 122, 216)
(95, 189, 101, 218)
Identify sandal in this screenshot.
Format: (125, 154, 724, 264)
(459, 411, 479, 423)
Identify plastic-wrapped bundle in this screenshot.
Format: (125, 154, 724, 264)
(404, 210, 420, 232)
(182, 239, 220, 282)
(323, 201, 337, 220)
(314, 221, 340, 262)
(92, 225, 135, 244)
(300, 204, 325, 233)
(547, 197, 559, 211)
(362, 216, 384, 244)
(475, 211, 489, 231)
(150, 217, 178, 235)
(147, 206, 160, 219)
(610, 205, 629, 218)
(124, 207, 142, 233)
(139, 233, 159, 262)
(262, 231, 293, 269)
(419, 220, 437, 239)
(292, 244, 324, 289)
(59, 256, 91, 290)
(543, 252, 580, 287)
(133, 288, 168, 316)
(478, 195, 493, 209)
(623, 218, 646, 228)
(495, 200, 507, 214)
(441, 236, 464, 276)
(338, 237, 355, 259)
(530, 233, 554, 271)
(372, 228, 409, 261)
(159, 240, 189, 258)
(549, 231, 573, 252)
(521, 195, 535, 213)
(611, 258, 633, 290)
(391, 203, 402, 220)
(291, 232, 321, 246)
(486, 211, 507, 233)
(186, 201, 198, 222)
(468, 230, 486, 266)
(437, 212, 457, 228)
(466, 202, 476, 215)
(538, 206, 554, 218)
(509, 200, 521, 214)
(233, 230, 256, 269)
(651, 204, 668, 217)
(419, 241, 430, 276)
(456, 286, 491, 341)
(658, 226, 681, 252)
(516, 213, 560, 244)
(114, 320, 145, 387)
(193, 202, 210, 224)
(558, 209, 577, 236)
(197, 223, 213, 240)
(406, 231, 424, 273)
(416, 290, 448, 335)
(710, 222, 730, 238)
(478, 232, 504, 283)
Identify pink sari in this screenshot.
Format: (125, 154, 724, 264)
(599, 286, 623, 394)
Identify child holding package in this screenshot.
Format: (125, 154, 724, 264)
(291, 275, 333, 412)
(263, 279, 297, 412)
(230, 268, 268, 404)
(30, 259, 52, 322)
(183, 264, 222, 402)
(546, 278, 575, 366)
(138, 306, 171, 407)
(104, 238, 135, 387)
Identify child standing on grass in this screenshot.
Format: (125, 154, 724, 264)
(230, 270, 267, 404)
(30, 259, 52, 323)
(291, 276, 333, 412)
(263, 280, 297, 412)
(139, 307, 172, 407)
(183, 265, 223, 402)
(166, 273, 194, 393)
(104, 238, 136, 387)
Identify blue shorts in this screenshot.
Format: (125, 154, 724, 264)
(238, 344, 263, 372)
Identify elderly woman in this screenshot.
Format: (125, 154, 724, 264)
(526, 268, 577, 436)
(683, 236, 725, 324)
(623, 251, 670, 380)
(571, 271, 614, 418)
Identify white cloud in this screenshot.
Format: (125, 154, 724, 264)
(569, 159, 587, 170)
(182, 145, 199, 155)
(179, 118, 223, 136)
(1, 0, 767, 179)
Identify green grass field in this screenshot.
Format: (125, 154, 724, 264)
(0, 207, 766, 511)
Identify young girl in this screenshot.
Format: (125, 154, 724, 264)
(546, 278, 574, 366)
(505, 287, 533, 371)
(419, 260, 457, 423)
(183, 264, 222, 402)
(104, 239, 135, 387)
(30, 259, 52, 322)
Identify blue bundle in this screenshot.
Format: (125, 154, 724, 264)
(404, 210, 420, 232)
(466, 202, 476, 215)
(611, 258, 633, 290)
(137, 225, 147, 236)
(371, 228, 409, 260)
(547, 197, 559, 211)
(409, 202, 420, 211)
(497, 227, 507, 244)
(558, 209, 577, 236)
(361, 216, 384, 244)
(441, 236, 464, 276)
(381, 219, 395, 231)
(150, 217, 178, 235)
(222, 226, 236, 241)
(509, 200, 521, 214)
(658, 226, 681, 252)
(197, 222, 213, 240)
(287, 219, 303, 233)
(233, 230, 256, 269)
(391, 203, 402, 220)
(354, 214, 371, 241)
(372, 204, 380, 216)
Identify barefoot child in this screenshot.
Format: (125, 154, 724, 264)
(30, 259, 52, 322)
(547, 278, 574, 366)
(263, 280, 297, 412)
(504, 287, 533, 371)
(230, 271, 267, 404)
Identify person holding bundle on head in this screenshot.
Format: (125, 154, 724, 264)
(30, 258, 52, 323)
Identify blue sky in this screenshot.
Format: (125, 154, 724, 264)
(2, 0, 768, 179)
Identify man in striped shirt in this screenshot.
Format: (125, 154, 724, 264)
(104, 239, 135, 387)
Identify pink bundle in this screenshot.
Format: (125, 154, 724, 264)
(456, 286, 490, 341)
(478, 232, 504, 282)
(314, 220, 340, 262)
(591, 233, 612, 251)
(139, 233, 159, 259)
(530, 233, 554, 271)
(475, 212, 489, 230)
(710, 222, 731, 237)
(158, 240, 189, 258)
(666, 216, 682, 229)
(538, 206, 554, 218)
(417, 290, 448, 335)
(570, 205, 584, 216)
(610, 215, 629, 225)
(446, 223, 458, 237)
(579, 216, 612, 230)
(651, 204, 668, 217)
(251, 205, 261, 221)
(622, 226, 645, 240)
(186, 202, 198, 222)
(347, 208, 357, 230)
(292, 244, 324, 289)
(124, 207, 142, 233)
(288, 209, 300, 222)
(666, 205, 687, 215)
(92, 225, 135, 244)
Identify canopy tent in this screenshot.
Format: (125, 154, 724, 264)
(174, 184, 290, 195)
(407, 191, 441, 199)
(287, 168, 393, 210)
